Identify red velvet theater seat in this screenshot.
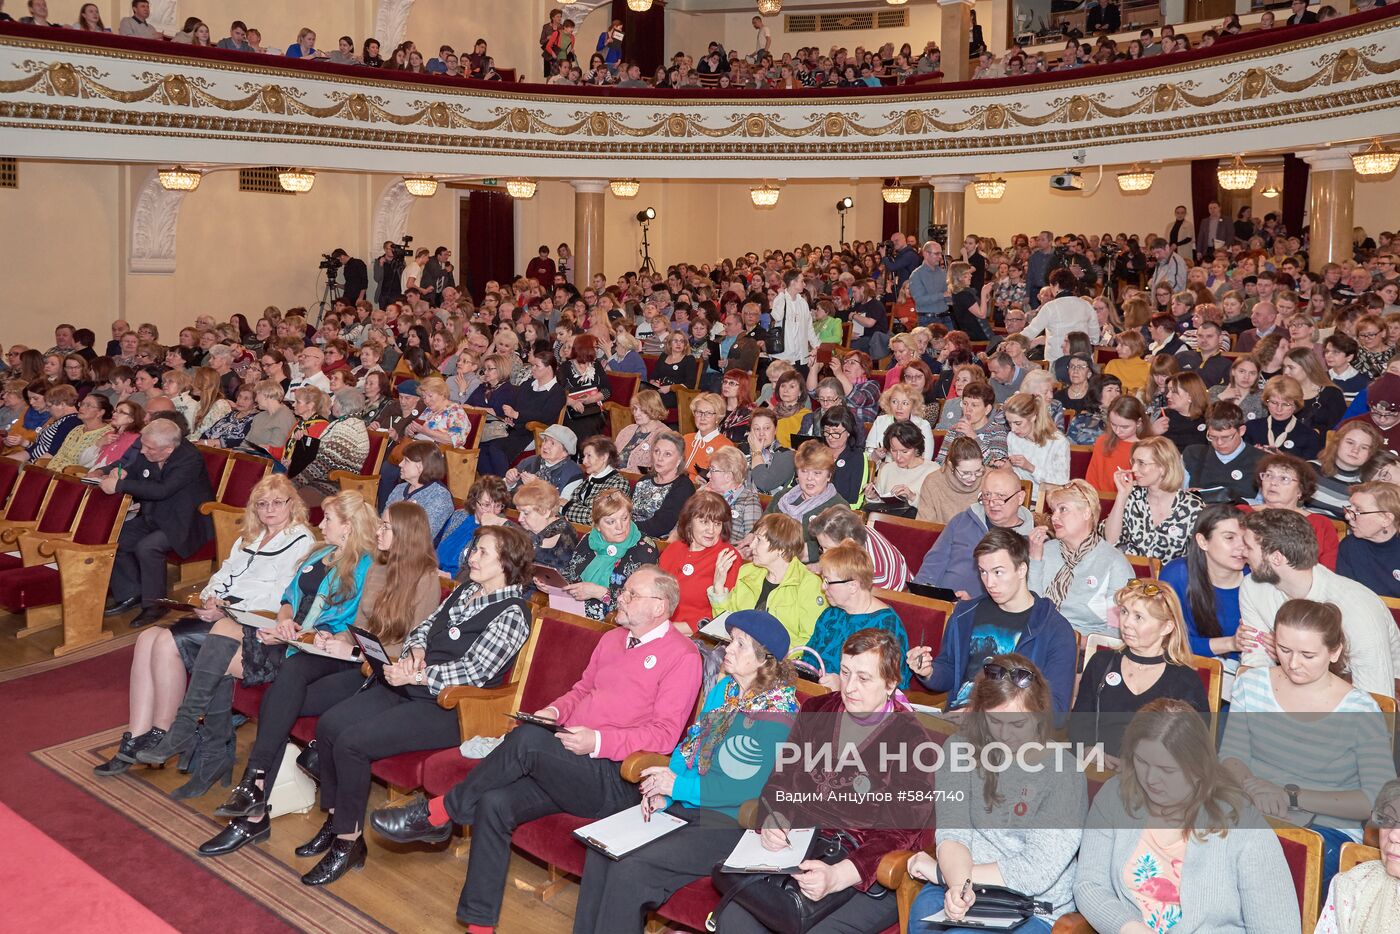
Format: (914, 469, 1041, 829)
(867, 514, 942, 569)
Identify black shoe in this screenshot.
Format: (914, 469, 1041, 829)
(104, 595, 140, 617)
(197, 816, 269, 857)
(295, 741, 319, 782)
(94, 733, 136, 776)
(300, 836, 366, 886)
(128, 606, 166, 629)
(170, 735, 235, 801)
(214, 771, 266, 818)
(369, 794, 452, 845)
(120, 727, 167, 764)
(294, 816, 337, 858)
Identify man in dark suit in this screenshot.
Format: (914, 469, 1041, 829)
(1286, 0, 1318, 25)
(101, 419, 215, 628)
(1195, 201, 1236, 262)
(332, 249, 368, 305)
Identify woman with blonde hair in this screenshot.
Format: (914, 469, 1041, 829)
(1104, 435, 1204, 561)
(282, 384, 332, 475)
(614, 388, 667, 471)
(882, 333, 919, 388)
(1001, 392, 1069, 500)
(682, 391, 736, 480)
(764, 440, 847, 563)
(187, 366, 232, 440)
(1243, 375, 1322, 458)
(1119, 293, 1153, 330)
(866, 381, 935, 463)
(1030, 480, 1135, 636)
(803, 541, 908, 690)
(561, 490, 659, 620)
(162, 368, 199, 431)
(700, 444, 763, 540)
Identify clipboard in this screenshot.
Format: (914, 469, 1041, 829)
(286, 636, 360, 661)
(222, 605, 278, 629)
(572, 804, 689, 861)
(509, 711, 567, 732)
(720, 828, 816, 874)
(921, 909, 1022, 929)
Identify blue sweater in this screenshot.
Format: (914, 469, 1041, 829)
(1159, 557, 1245, 660)
(805, 605, 911, 689)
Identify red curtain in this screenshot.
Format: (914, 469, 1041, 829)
(612, 0, 665, 77)
(1282, 154, 1309, 236)
(1189, 160, 1220, 238)
(464, 190, 515, 303)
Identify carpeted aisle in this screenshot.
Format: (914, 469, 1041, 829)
(0, 644, 299, 933)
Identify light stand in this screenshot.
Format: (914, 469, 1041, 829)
(636, 207, 658, 276)
(835, 197, 853, 245)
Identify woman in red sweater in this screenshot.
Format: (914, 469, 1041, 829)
(659, 491, 741, 632)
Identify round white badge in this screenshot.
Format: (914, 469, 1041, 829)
(303, 564, 315, 574)
(1231, 469, 1243, 481)
(1246, 412, 1257, 420)
(1084, 576, 1098, 588)
(643, 654, 657, 670)
(1197, 423, 1206, 431)
(705, 446, 714, 455)
(448, 626, 461, 641)
(1284, 440, 1294, 449)
(1393, 569, 1400, 581)
(837, 459, 846, 468)
(606, 545, 618, 557)
(142, 468, 151, 478)
(682, 563, 695, 577)
(640, 443, 650, 451)
(1105, 672, 1123, 687)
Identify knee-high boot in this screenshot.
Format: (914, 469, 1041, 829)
(170, 676, 237, 799)
(137, 634, 241, 765)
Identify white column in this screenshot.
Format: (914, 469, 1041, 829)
(929, 175, 976, 250)
(1298, 148, 1358, 274)
(572, 179, 608, 284)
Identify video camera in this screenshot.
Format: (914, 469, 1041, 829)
(389, 235, 413, 262)
(318, 252, 342, 271)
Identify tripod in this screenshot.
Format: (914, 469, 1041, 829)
(638, 221, 658, 277)
(314, 268, 343, 327)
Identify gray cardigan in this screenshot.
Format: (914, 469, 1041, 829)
(1029, 539, 1136, 637)
(1073, 776, 1300, 934)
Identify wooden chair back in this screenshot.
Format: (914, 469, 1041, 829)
(1126, 554, 1160, 579)
(1340, 842, 1380, 873)
(361, 430, 390, 473)
(459, 407, 488, 450)
(1269, 819, 1324, 932)
(0, 457, 20, 510)
(875, 588, 953, 654)
(68, 485, 127, 545)
(674, 385, 701, 436)
(443, 445, 480, 503)
(1069, 444, 1094, 481)
(606, 371, 640, 409)
(1, 465, 54, 523)
(217, 450, 271, 508)
(199, 502, 248, 564)
(30, 471, 86, 536)
(195, 444, 232, 493)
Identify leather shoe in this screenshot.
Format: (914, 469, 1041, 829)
(104, 595, 140, 617)
(215, 772, 266, 818)
(300, 836, 366, 886)
(93, 732, 136, 776)
(369, 794, 452, 845)
(295, 741, 320, 781)
(294, 816, 337, 858)
(128, 606, 167, 629)
(197, 816, 269, 858)
(119, 727, 166, 764)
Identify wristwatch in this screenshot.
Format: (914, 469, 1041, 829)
(414, 670, 425, 685)
(1285, 783, 1300, 810)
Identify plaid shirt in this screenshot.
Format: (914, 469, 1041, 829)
(401, 583, 530, 695)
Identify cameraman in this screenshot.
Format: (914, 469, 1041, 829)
(373, 240, 403, 307)
(332, 249, 367, 305)
(421, 246, 455, 305)
(879, 231, 920, 301)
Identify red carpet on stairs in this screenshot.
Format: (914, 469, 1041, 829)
(0, 644, 298, 933)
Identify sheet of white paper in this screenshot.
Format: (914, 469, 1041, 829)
(285, 640, 357, 661)
(222, 605, 277, 629)
(572, 804, 688, 859)
(698, 611, 732, 641)
(546, 589, 588, 617)
(721, 828, 816, 873)
(921, 909, 1021, 929)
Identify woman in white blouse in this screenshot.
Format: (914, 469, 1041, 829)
(1000, 392, 1069, 501)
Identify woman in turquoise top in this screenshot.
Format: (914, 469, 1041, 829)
(572, 610, 798, 934)
(804, 540, 910, 690)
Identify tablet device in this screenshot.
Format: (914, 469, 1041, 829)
(349, 626, 392, 674)
(789, 432, 821, 449)
(509, 711, 567, 732)
(532, 563, 570, 590)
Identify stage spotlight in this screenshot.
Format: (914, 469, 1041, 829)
(636, 207, 657, 222)
(836, 197, 853, 211)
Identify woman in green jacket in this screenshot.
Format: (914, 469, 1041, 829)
(708, 513, 825, 652)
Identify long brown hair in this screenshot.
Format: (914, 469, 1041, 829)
(961, 652, 1052, 810)
(1118, 698, 1244, 841)
(364, 502, 440, 645)
(1103, 395, 1151, 455)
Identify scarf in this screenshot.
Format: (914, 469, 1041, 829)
(773, 398, 805, 420)
(1047, 532, 1103, 606)
(679, 677, 797, 776)
(1334, 860, 1400, 933)
(581, 522, 642, 588)
(776, 481, 838, 520)
(1266, 416, 1297, 449)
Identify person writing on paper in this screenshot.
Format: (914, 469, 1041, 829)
(1314, 777, 1400, 933)
(196, 501, 447, 859)
(132, 492, 377, 791)
(713, 628, 929, 933)
(562, 490, 660, 621)
(907, 654, 1086, 930)
(1073, 698, 1300, 934)
(368, 566, 702, 932)
(93, 475, 315, 779)
(1027, 479, 1134, 637)
(709, 513, 825, 651)
(573, 610, 798, 933)
(1220, 599, 1394, 888)
(658, 491, 742, 633)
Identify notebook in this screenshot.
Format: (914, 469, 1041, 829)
(697, 611, 733, 642)
(720, 828, 816, 874)
(222, 605, 277, 629)
(920, 910, 1022, 929)
(572, 805, 689, 860)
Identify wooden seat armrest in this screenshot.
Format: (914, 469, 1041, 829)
(330, 469, 372, 484)
(198, 501, 231, 516)
(907, 689, 947, 709)
(437, 684, 519, 741)
(620, 752, 671, 783)
(738, 799, 762, 829)
(0, 521, 38, 545)
(360, 660, 373, 678)
(876, 849, 918, 890)
(330, 470, 379, 501)
(39, 539, 119, 557)
(436, 684, 516, 710)
(1051, 913, 1093, 933)
(21, 530, 72, 565)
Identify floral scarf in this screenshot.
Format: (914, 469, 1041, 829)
(679, 676, 798, 775)
(773, 398, 805, 421)
(581, 522, 642, 588)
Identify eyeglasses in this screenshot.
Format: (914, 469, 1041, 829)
(821, 578, 853, 587)
(1260, 471, 1298, 484)
(254, 498, 291, 510)
(1370, 807, 1400, 829)
(618, 590, 663, 604)
(822, 426, 848, 437)
(1359, 331, 1382, 339)
(1344, 504, 1387, 518)
(978, 489, 1023, 506)
(982, 662, 1035, 688)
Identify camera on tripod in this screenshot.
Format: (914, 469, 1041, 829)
(318, 252, 342, 271)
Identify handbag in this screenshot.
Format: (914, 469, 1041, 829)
(958, 883, 1053, 923)
(708, 830, 870, 934)
(767, 295, 787, 356)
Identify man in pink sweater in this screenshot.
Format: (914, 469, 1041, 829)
(368, 566, 702, 933)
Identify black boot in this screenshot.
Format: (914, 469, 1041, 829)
(198, 815, 269, 858)
(215, 767, 267, 818)
(94, 733, 138, 776)
(171, 677, 236, 800)
(177, 725, 203, 774)
(120, 727, 167, 764)
(295, 741, 319, 782)
(300, 836, 367, 886)
(294, 815, 337, 858)
(137, 634, 240, 765)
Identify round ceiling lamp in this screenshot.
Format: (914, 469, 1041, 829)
(881, 179, 912, 204)
(886, 0, 910, 5)
(277, 168, 316, 193)
(1352, 138, 1400, 176)
(158, 165, 202, 192)
(972, 176, 1007, 200)
(756, 0, 782, 16)
(1216, 155, 1258, 191)
(402, 175, 438, 197)
(505, 177, 538, 199)
(1259, 184, 1280, 198)
(750, 184, 781, 207)
(627, 0, 653, 11)
(1116, 164, 1155, 193)
(609, 178, 641, 198)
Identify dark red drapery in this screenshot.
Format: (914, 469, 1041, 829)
(1282, 154, 1309, 236)
(463, 190, 515, 303)
(612, 0, 666, 77)
(1190, 160, 1221, 242)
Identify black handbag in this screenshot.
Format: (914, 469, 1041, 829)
(767, 296, 787, 356)
(957, 883, 1052, 923)
(707, 830, 878, 933)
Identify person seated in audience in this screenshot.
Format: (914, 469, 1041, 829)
(464, 352, 517, 443)
(82, 399, 143, 470)
(100, 418, 215, 627)
(479, 349, 566, 476)
(814, 404, 867, 506)
(561, 436, 630, 525)
(914, 467, 1034, 601)
(613, 389, 667, 472)
(1240, 451, 1340, 567)
(934, 363, 983, 431)
(1310, 420, 1384, 518)
(907, 654, 1086, 930)
(1208, 353, 1266, 422)
(1029, 479, 1134, 636)
(915, 435, 985, 524)
(135, 491, 377, 799)
(1055, 351, 1098, 417)
(1017, 367, 1066, 432)
(1083, 393, 1147, 495)
(197, 385, 258, 449)
(770, 368, 810, 446)
(292, 388, 370, 507)
(1283, 346, 1346, 435)
(802, 540, 908, 689)
(368, 566, 702, 932)
(1337, 481, 1400, 598)
(864, 421, 939, 518)
(514, 478, 578, 574)
(713, 628, 928, 934)
(909, 527, 1077, 714)
(45, 391, 110, 471)
(1314, 777, 1400, 933)
(740, 408, 795, 496)
(560, 333, 609, 441)
(999, 392, 1070, 501)
(710, 513, 824, 649)
(631, 431, 695, 538)
(935, 380, 1008, 466)
(1071, 579, 1209, 763)
(1180, 400, 1262, 502)
(828, 348, 883, 425)
(1073, 698, 1301, 934)
(650, 331, 699, 416)
(1102, 328, 1150, 395)
(698, 444, 763, 540)
(1067, 374, 1124, 448)
(1239, 508, 1400, 698)
(573, 610, 798, 934)
(93, 476, 316, 778)
(1156, 371, 1211, 452)
(359, 371, 398, 430)
(681, 391, 736, 481)
(1159, 504, 1258, 675)
(866, 382, 935, 465)
(384, 440, 454, 540)
(437, 476, 512, 579)
(1322, 332, 1369, 406)
(658, 491, 741, 632)
(1244, 375, 1323, 459)
(763, 440, 847, 564)
(563, 490, 660, 620)
(243, 379, 295, 456)
(9, 382, 79, 462)
(281, 385, 331, 477)
(1222, 598, 1394, 887)
(1103, 435, 1204, 562)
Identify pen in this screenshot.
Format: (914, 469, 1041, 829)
(960, 878, 971, 901)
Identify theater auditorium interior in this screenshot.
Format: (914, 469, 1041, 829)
(1, 0, 1399, 932)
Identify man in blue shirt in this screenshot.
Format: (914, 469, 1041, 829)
(1025, 230, 1058, 309)
(908, 239, 950, 328)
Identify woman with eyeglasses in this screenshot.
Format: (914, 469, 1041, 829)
(699, 444, 764, 541)
(864, 421, 940, 519)
(1029, 480, 1134, 638)
(913, 435, 985, 524)
(1354, 314, 1394, 379)
(479, 349, 567, 476)
(815, 405, 868, 508)
(1242, 375, 1322, 460)
(739, 408, 795, 496)
(803, 541, 908, 690)
(1066, 373, 1123, 448)
(934, 363, 983, 431)
(866, 383, 935, 466)
(907, 654, 1085, 931)
(681, 392, 737, 482)
(1054, 352, 1098, 417)
(1221, 599, 1393, 890)
(561, 490, 659, 621)
(829, 349, 882, 425)
(1074, 698, 1300, 934)
(1310, 420, 1384, 519)
(1315, 777, 1400, 933)
(764, 440, 847, 564)
(1240, 452, 1341, 569)
(1336, 481, 1400, 599)
(900, 359, 942, 425)
(1104, 436, 1204, 562)
(718, 368, 756, 442)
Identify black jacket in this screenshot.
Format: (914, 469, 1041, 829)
(116, 440, 215, 558)
(341, 258, 368, 304)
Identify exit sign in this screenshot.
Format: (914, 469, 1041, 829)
(480, 178, 498, 186)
